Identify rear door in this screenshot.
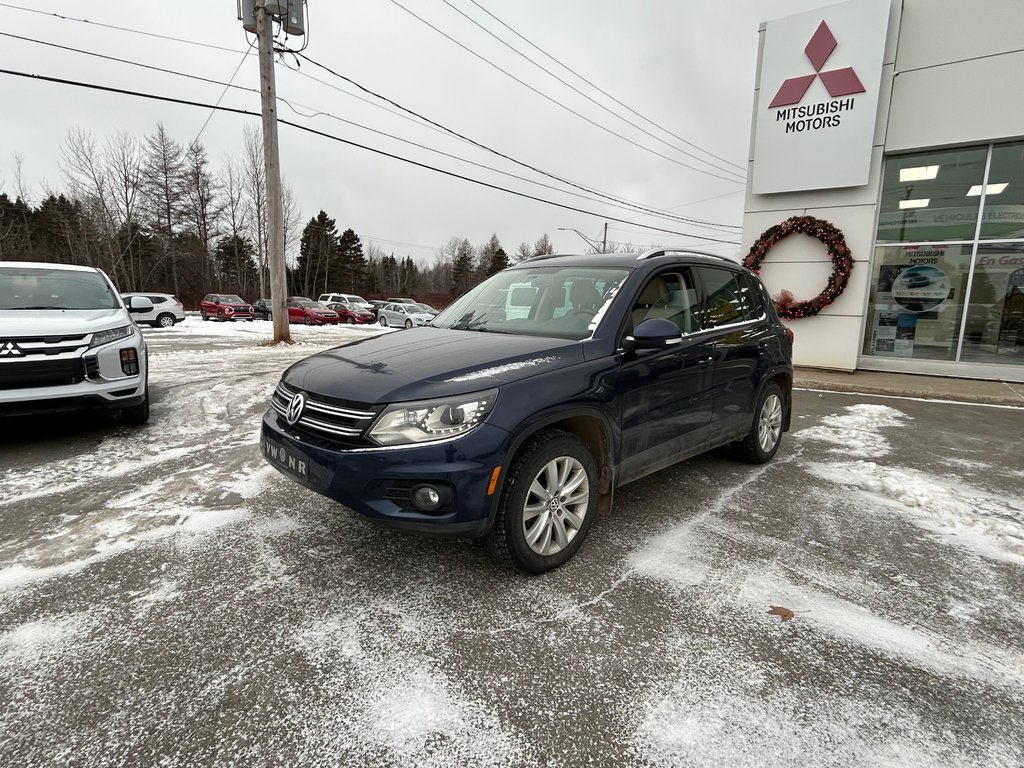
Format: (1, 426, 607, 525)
(693, 266, 773, 441)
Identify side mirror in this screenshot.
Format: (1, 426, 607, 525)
(127, 296, 154, 313)
(623, 317, 682, 350)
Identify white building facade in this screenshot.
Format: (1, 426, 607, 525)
(743, 0, 1024, 382)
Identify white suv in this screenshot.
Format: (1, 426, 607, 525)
(319, 293, 372, 311)
(120, 292, 185, 327)
(0, 262, 153, 424)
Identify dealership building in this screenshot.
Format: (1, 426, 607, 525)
(742, 0, 1024, 383)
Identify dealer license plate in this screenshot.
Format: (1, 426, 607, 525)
(261, 436, 309, 480)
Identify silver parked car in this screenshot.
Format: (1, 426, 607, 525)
(377, 302, 434, 328)
(120, 292, 185, 328)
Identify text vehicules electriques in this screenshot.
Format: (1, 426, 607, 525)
(262, 250, 793, 573)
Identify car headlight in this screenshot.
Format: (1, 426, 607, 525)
(368, 388, 498, 446)
(90, 324, 134, 348)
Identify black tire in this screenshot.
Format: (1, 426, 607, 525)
(218, 311, 226, 322)
(379, 317, 388, 327)
(157, 314, 175, 328)
(733, 381, 785, 464)
(346, 317, 354, 325)
(201, 310, 208, 321)
(266, 311, 272, 322)
(121, 386, 150, 426)
(483, 429, 597, 574)
(304, 315, 313, 325)
(404, 319, 413, 329)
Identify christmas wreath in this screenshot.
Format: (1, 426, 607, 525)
(743, 215, 853, 320)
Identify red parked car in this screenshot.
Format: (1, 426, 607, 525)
(200, 293, 254, 321)
(325, 301, 376, 324)
(288, 299, 340, 325)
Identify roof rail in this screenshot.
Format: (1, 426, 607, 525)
(523, 251, 572, 262)
(635, 248, 738, 263)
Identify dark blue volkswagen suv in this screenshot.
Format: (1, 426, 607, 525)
(262, 250, 793, 573)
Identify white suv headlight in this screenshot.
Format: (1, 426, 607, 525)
(368, 388, 498, 446)
(90, 324, 134, 348)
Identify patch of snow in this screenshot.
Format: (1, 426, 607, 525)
(793, 403, 908, 458)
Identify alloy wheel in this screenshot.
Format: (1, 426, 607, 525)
(521, 456, 590, 556)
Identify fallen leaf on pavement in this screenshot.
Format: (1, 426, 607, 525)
(768, 605, 796, 621)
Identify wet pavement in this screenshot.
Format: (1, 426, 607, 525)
(0, 323, 1022, 767)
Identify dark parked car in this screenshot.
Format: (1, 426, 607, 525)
(262, 250, 793, 573)
(365, 299, 390, 317)
(252, 298, 272, 320)
(200, 294, 254, 322)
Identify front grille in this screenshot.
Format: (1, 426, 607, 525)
(271, 381, 379, 443)
(0, 358, 86, 389)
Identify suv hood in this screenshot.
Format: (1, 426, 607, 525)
(0, 308, 131, 335)
(284, 327, 582, 403)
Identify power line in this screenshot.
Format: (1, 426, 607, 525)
(438, 0, 746, 180)
(3, 29, 735, 231)
(4, 4, 742, 229)
(0, 2, 242, 54)
(296, 52, 740, 230)
(0, 68, 740, 244)
(386, 0, 745, 185)
(466, 0, 748, 175)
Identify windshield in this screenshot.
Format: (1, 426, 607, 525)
(432, 266, 631, 340)
(0, 266, 120, 310)
(220, 295, 245, 303)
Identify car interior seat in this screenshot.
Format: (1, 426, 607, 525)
(631, 275, 697, 333)
(569, 279, 602, 312)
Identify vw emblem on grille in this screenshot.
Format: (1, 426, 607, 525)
(285, 393, 306, 425)
(0, 341, 25, 357)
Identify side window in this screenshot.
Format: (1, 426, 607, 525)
(630, 270, 698, 333)
(695, 267, 758, 328)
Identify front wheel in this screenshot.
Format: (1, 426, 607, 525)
(121, 387, 150, 426)
(201, 310, 208, 321)
(266, 311, 272, 322)
(733, 381, 785, 464)
(346, 317, 354, 325)
(404, 319, 413, 329)
(304, 315, 313, 325)
(379, 317, 388, 327)
(483, 429, 597, 574)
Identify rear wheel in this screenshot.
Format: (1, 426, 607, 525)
(733, 381, 785, 464)
(157, 314, 175, 328)
(379, 316, 388, 327)
(483, 429, 597, 574)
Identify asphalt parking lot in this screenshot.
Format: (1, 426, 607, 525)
(1, 321, 1022, 767)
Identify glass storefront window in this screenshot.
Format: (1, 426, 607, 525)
(961, 244, 1024, 362)
(979, 141, 1024, 240)
(876, 147, 987, 243)
(862, 245, 973, 361)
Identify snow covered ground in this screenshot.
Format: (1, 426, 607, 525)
(1, 318, 1022, 767)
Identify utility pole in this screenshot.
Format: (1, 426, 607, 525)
(256, 0, 290, 343)
(602, 223, 608, 254)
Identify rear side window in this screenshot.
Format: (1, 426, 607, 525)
(695, 267, 760, 328)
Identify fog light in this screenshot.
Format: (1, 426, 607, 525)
(120, 348, 139, 375)
(412, 484, 442, 511)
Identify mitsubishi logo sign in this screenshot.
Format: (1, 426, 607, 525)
(752, 0, 889, 195)
(769, 21, 865, 108)
(0, 341, 26, 358)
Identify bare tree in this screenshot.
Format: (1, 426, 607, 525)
(242, 124, 268, 297)
(281, 179, 302, 270)
(514, 241, 532, 264)
(181, 140, 224, 288)
(142, 123, 186, 293)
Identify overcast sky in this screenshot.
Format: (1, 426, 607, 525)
(0, 0, 832, 263)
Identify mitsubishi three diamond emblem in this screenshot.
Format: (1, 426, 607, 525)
(769, 20, 866, 108)
(0, 341, 26, 357)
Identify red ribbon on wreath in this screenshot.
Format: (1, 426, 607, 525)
(742, 216, 853, 320)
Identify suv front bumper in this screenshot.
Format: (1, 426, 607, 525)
(261, 409, 513, 537)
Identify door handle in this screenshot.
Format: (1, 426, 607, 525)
(697, 355, 713, 368)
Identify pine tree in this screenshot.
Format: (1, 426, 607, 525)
(296, 211, 339, 297)
(337, 228, 367, 294)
